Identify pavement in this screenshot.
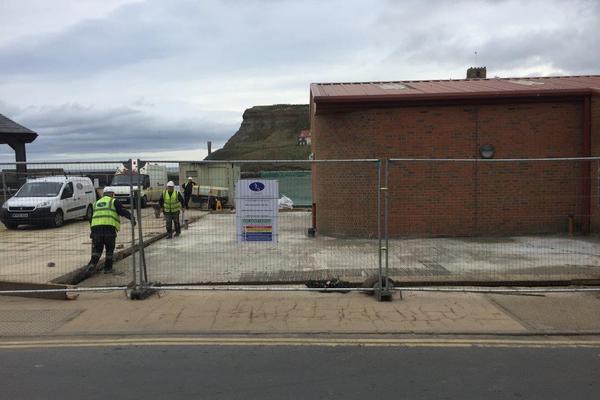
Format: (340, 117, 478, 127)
(1, 289, 600, 338)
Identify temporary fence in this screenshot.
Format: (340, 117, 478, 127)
(0, 161, 134, 295)
(1, 157, 600, 300)
(0, 159, 388, 298)
(135, 159, 382, 289)
(385, 157, 600, 285)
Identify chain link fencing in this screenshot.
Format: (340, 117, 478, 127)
(385, 157, 600, 285)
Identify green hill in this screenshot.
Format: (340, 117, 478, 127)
(206, 104, 311, 165)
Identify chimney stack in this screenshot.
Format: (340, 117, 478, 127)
(467, 67, 487, 79)
(207, 141, 212, 155)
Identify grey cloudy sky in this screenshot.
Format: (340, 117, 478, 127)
(1, 0, 599, 162)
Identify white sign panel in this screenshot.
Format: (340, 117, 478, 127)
(235, 179, 278, 243)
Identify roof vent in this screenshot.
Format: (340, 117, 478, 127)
(377, 82, 407, 90)
(509, 79, 544, 86)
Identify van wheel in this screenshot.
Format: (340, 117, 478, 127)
(84, 205, 93, 221)
(4, 222, 18, 230)
(52, 210, 64, 228)
(141, 196, 148, 208)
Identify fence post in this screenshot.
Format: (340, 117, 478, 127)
(375, 159, 393, 301)
(128, 159, 154, 300)
(128, 163, 137, 295)
(1, 170, 7, 204)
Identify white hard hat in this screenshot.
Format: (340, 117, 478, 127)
(188, 177, 193, 180)
(166, 181, 175, 187)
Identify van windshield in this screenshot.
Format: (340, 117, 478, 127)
(111, 174, 146, 186)
(16, 182, 63, 197)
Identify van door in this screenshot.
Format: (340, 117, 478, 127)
(73, 181, 89, 217)
(63, 182, 86, 219)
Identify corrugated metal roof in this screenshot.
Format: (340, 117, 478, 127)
(311, 75, 600, 103)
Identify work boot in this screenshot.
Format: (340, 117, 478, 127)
(166, 233, 173, 239)
(103, 268, 113, 274)
(82, 263, 96, 278)
(174, 232, 180, 237)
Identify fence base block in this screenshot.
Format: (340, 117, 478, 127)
(374, 286, 394, 302)
(127, 284, 158, 300)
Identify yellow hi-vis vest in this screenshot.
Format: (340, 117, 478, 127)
(163, 190, 181, 213)
(91, 196, 120, 231)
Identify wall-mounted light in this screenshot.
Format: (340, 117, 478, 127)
(480, 144, 495, 159)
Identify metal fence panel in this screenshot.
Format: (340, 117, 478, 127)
(386, 158, 600, 284)
(129, 159, 381, 286)
(0, 159, 383, 293)
(0, 161, 137, 291)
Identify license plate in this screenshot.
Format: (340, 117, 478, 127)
(12, 213, 28, 218)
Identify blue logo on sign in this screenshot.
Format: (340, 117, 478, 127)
(249, 182, 265, 192)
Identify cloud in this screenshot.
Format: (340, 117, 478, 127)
(0, 101, 238, 161)
(1, 0, 599, 161)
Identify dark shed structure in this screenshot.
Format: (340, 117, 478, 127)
(0, 113, 38, 174)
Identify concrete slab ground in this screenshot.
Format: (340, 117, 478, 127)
(3, 209, 600, 288)
(0, 208, 207, 284)
(83, 211, 600, 287)
(1, 290, 600, 337)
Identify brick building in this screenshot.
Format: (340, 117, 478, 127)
(310, 76, 600, 237)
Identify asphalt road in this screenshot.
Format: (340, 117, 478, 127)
(1, 342, 599, 399)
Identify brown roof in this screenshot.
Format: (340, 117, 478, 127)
(311, 75, 600, 107)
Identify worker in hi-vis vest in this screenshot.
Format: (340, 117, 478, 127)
(158, 181, 184, 239)
(86, 188, 134, 274)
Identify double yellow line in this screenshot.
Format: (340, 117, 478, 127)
(1, 337, 600, 349)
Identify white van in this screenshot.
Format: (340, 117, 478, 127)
(104, 162, 168, 207)
(0, 176, 97, 229)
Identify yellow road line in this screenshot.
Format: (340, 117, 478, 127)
(1, 337, 600, 349)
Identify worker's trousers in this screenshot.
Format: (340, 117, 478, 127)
(184, 194, 192, 209)
(88, 231, 116, 271)
(164, 211, 181, 237)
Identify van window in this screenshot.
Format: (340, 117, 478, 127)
(112, 175, 145, 186)
(16, 182, 63, 197)
(61, 182, 74, 199)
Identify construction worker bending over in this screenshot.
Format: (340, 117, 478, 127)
(86, 188, 134, 274)
(159, 181, 184, 239)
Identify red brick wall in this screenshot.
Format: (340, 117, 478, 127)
(311, 100, 589, 237)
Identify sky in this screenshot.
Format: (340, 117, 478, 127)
(1, 0, 599, 162)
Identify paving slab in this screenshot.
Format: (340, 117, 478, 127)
(486, 292, 600, 332)
(0, 291, 528, 336)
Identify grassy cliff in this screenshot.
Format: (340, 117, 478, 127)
(206, 104, 311, 164)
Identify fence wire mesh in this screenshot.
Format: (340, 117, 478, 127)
(0, 161, 136, 290)
(122, 159, 381, 286)
(3, 157, 600, 295)
(386, 158, 600, 284)
(0, 159, 382, 292)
